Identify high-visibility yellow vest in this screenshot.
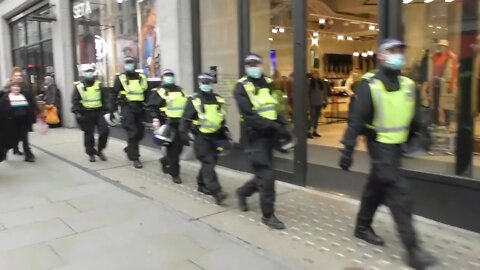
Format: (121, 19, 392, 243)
(156, 88, 187, 119)
(191, 95, 226, 134)
(238, 76, 278, 120)
(75, 81, 102, 109)
(366, 76, 416, 144)
(119, 74, 147, 102)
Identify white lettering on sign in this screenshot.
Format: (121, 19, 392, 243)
(95, 35, 107, 60)
(73, 1, 92, 19)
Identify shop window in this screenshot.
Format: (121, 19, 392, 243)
(40, 22, 52, 40)
(402, 1, 466, 176)
(73, 0, 161, 86)
(26, 20, 40, 44)
(12, 21, 26, 48)
(13, 48, 26, 68)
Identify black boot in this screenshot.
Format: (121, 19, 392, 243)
(354, 226, 385, 246)
(160, 159, 169, 174)
(407, 247, 438, 269)
(133, 160, 143, 169)
(172, 176, 182, 184)
(307, 132, 314, 139)
(262, 215, 286, 230)
(97, 151, 107, 161)
(213, 191, 228, 205)
(236, 189, 249, 212)
(13, 147, 23, 156)
(198, 186, 211, 195)
(312, 131, 321, 137)
(24, 153, 36, 163)
(89, 155, 96, 162)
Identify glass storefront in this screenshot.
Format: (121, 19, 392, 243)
(10, 6, 54, 94)
(72, 0, 161, 86)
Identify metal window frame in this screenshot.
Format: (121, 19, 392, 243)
(190, 0, 201, 92)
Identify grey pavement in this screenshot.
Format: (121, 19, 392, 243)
(0, 128, 478, 270)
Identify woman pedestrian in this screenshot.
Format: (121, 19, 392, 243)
(0, 81, 38, 162)
(42, 75, 62, 128)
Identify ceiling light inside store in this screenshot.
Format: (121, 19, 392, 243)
(445, 0, 454, 2)
(347, 36, 353, 41)
(116, 0, 123, 3)
(337, 35, 345, 40)
(403, 0, 414, 3)
(272, 28, 278, 34)
(436, 26, 442, 29)
(424, 0, 434, 3)
(368, 50, 374, 56)
(428, 25, 434, 28)
(279, 27, 285, 33)
(312, 38, 319, 46)
(353, 52, 360, 57)
(361, 52, 368, 57)
(313, 32, 319, 37)
(269, 38, 273, 41)
(369, 25, 376, 31)
(319, 18, 326, 24)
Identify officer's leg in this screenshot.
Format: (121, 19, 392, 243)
(83, 112, 96, 156)
(237, 138, 263, 197)
(121, 110, 138, 160)
(168, 130, 183, 178)
(194, 136, 206, 189)
(356, 175, 385, 228)
(196, 136, 221, 193)
(309, 105, 316, 132)
(252, 138, 275, 218)
(96, 111, 110, 153)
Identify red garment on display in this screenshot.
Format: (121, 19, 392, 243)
(431, 51, 458, 92)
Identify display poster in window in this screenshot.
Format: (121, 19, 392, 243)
(138, 0, 160, 78)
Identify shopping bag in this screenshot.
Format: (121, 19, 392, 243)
(35, 117, 49, 135)
(45, 106, 60, 125)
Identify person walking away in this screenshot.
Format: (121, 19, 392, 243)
(147, 69, 187, 184)
(43, 75, 62, 128)
(179, 73, 228, 204)
(109, 56, 149, 169)
(234, 53, 293, 230)
(1, 81, 38, 162)
(10, 67, 32, 156)
(308, 69, 328, 138)
(72, 65, 110, 162)
(339, 39, 437, 269)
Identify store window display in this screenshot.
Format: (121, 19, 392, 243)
(72, 0, 161, 86)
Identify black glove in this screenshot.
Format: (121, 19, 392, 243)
(75, 112, 84, 121)
(110, 113, 116, 122)
(339, 148, 353, 171)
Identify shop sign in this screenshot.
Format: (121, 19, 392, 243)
(95, 35, 107, 60)
(73, 1, 92, 19)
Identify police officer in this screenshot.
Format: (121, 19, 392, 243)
(179, 73, 228, 205)
(110, 56, 149, 169)
(147, 69, 186, 184)
(339, 39, 437, 269)
(72, 65, 109, 162)
(234, 53, 289, 230)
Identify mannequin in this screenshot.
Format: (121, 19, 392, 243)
(428, 40, 459, 127)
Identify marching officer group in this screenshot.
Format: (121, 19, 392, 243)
(70, 39, 437, 269)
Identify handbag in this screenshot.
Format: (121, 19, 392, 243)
(45, 106, 60, 125)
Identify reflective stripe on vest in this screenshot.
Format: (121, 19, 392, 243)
(192, 96, 225, 134)
(238, 76, 278, 121)
(367, 77, 416, 144)
(157, 88, 187, 119)
(76, 81, 102, 109)
(119, 74, 147, 102)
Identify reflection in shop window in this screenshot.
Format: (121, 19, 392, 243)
(73, 0, 162, 86)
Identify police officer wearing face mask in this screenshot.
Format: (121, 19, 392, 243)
(147, 69, 187, 184)
(233, 53, 290, 230)
(339, 39, 437, 269)
(179, 73, 228, 205)
(109, 56, 149, 169)
(72, 65, 110, 162)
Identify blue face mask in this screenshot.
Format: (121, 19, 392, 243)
(125, 64, 135, 72)
(384, 53, 406, 70)
(85, 72, 94, 80)
(199, 84, 213, 93)
(163, 76, 175, 85)
(245, 67, 263, 79)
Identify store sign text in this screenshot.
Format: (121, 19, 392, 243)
(95, 35, 107, 60)
(73, 1, 92, 19)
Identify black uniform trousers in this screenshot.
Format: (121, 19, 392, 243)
(160, 124, 183, 177)
(121, 104, 145, 161)
(194, 134, 221, 194)
(237, 134, 276, 218)
(357, 141, 418, 250)
(12, 120, 32, 156)
(78, 110, 109, 156)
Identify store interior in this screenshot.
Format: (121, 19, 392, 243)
(257, 0, 480, 176)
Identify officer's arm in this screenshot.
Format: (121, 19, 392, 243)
(100, 86, 109, 112)
(71, 86, 82, 114)
(234, 83, 279, 132)
(109, 76, 122, 113)
(179, 97, 196, 134)
(146, 91, 166, 124)
(341, 80, 373, 150)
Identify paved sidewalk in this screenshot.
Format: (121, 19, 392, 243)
(6, 128, 480, 269)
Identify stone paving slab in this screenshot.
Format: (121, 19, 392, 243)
(0, 243, 63, 270)
(27, 129, 480, 270)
